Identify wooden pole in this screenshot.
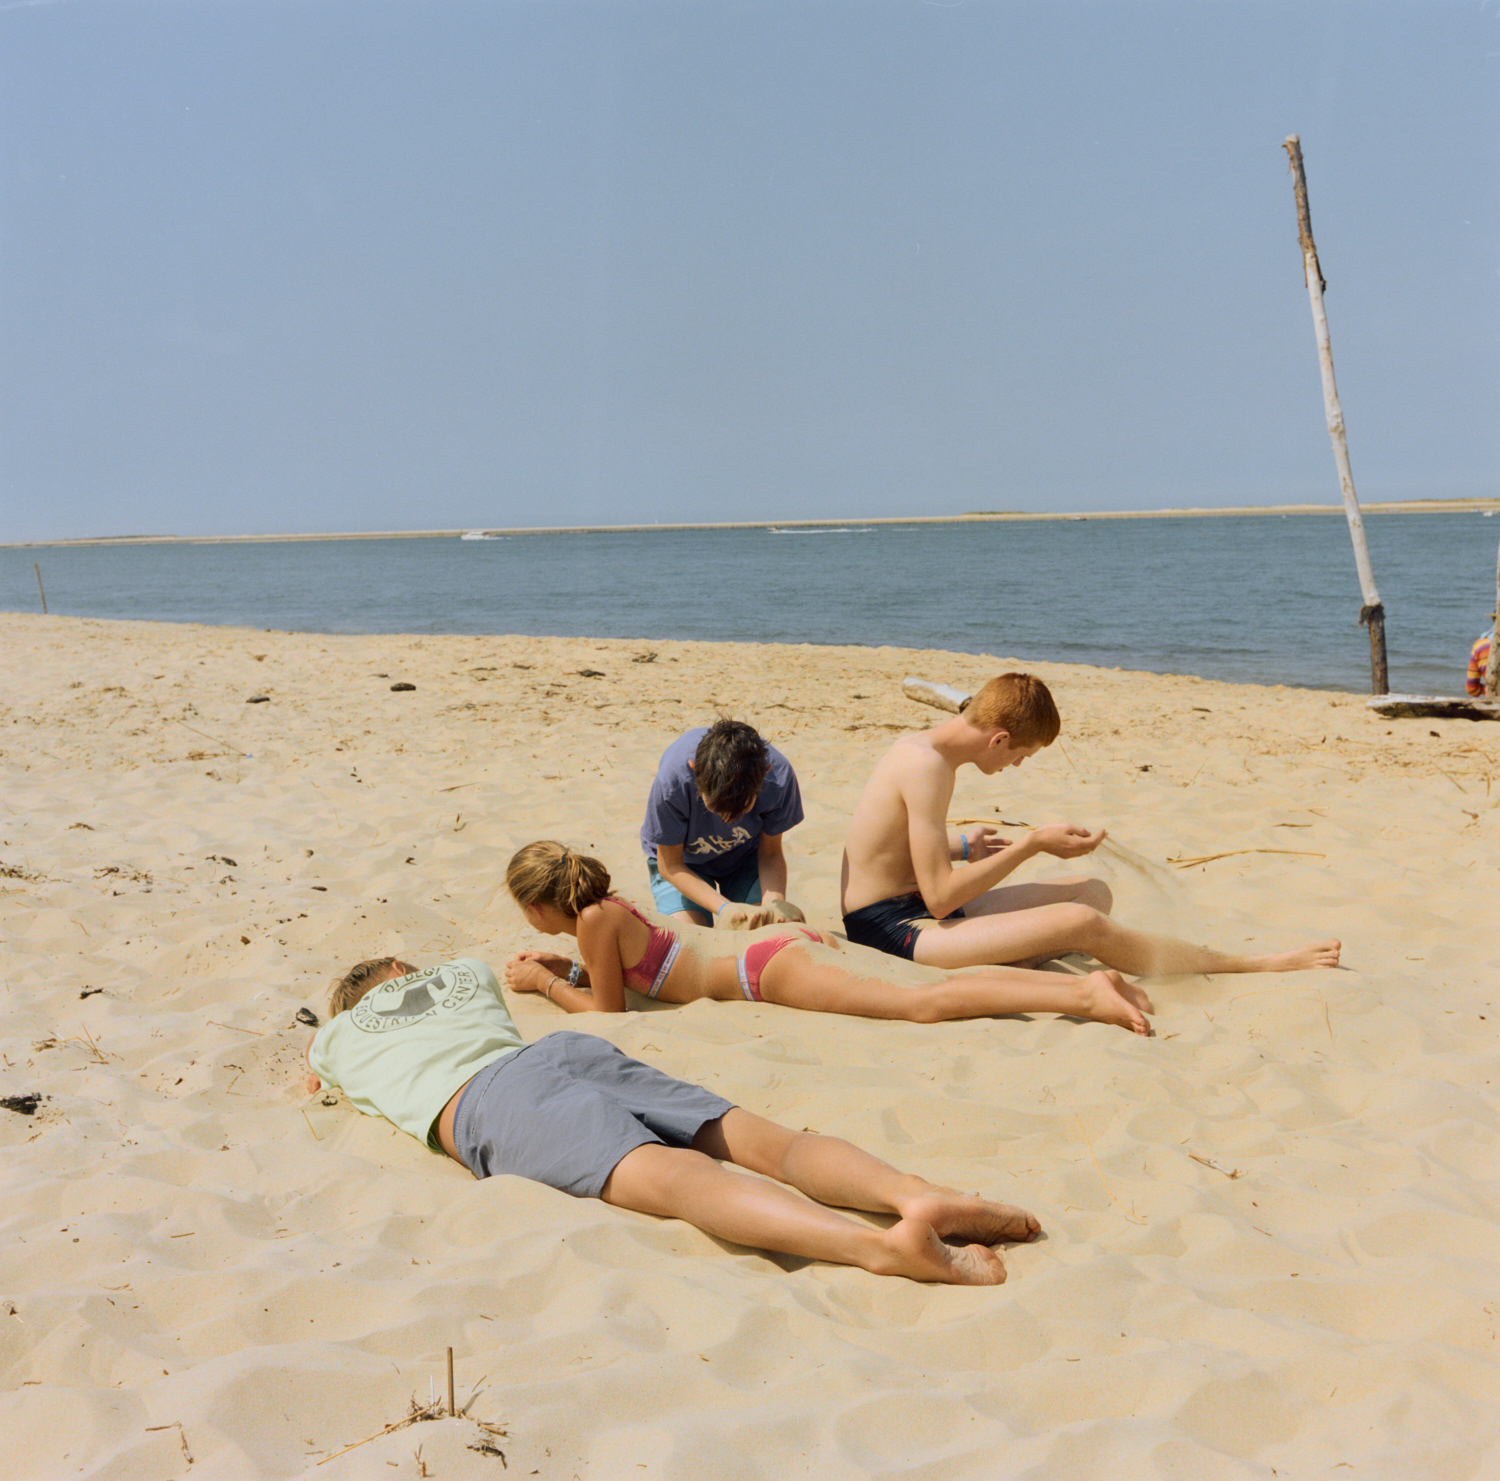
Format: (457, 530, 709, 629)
(34, 562, 48, 615)
(1486, 540, 1500, 699)
(446, 1346, 455, 1417)
(1284, 135, 1388, 694)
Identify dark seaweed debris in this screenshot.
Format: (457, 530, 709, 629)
(1, 1093, 44, 1116)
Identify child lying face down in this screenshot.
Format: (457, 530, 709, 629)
(303, 955, 1040, 1285)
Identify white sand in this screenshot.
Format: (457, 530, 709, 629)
(2, 613, 1497, 1478)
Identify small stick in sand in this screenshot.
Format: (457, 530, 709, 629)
(144, 1422, 193, 1464)
(1230, 985, 1334, 1041)
(66, 1025, 110, 1064)
(174, 717, 247, 757)
(1188, 1152, 1243, 1179)
(316, 1398, 445, 1465)
(301, 1107, 320, 1141)
(207, 1020, 265, 1035)
(447, 1347, 455, 1417)
(1169, 848, 1325, 868)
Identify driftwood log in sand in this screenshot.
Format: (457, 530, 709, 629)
(902, 677, 971, 714)
(1366, 694, 1499, 721)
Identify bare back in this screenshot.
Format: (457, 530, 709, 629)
(841, 733, 956, 915)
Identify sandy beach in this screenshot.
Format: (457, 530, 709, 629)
(2, 611, 1497, 1479)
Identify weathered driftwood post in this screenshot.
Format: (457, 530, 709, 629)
(34, 562, 47, 615)
(1284, 135, 1389, 694)
(1486, 540, 1500, 698)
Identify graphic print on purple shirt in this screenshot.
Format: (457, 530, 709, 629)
(639, 728, 804, 881)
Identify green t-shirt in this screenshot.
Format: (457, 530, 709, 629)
(308, 958, 525, 1150)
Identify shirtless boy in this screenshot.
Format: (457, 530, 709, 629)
(841, 672, 1341, 977)
(304, 954, 1039, 1285)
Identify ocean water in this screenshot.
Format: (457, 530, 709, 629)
(3, 513, 1495, 695)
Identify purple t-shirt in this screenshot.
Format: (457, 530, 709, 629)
(639, 728, 804, 880)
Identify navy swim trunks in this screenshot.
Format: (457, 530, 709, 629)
(841, 892, 964, 961)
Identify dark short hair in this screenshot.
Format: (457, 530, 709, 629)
(693, 719, 769, 820)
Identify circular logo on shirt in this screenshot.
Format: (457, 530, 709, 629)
(350, 962, 479, 1033)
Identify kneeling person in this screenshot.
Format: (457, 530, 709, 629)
(641, 719, 806, 928)
(304, 955, 1039, 1284)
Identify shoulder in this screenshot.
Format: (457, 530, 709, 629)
(765, 742, 798, 775)
(885, 733, 948, 778)
(885, 736, 954, 800)
(659, 728, 708, 770)
(579, 898, 626, 932)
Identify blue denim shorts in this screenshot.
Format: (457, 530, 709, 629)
(646, 855, 762, 917)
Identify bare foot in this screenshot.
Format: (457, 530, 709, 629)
(896, 1189, 1041, 1245)
(1254, 939, 1342, 972)
(874, 1218, 1008, 1284)
(1078, 969, 1154, 1035)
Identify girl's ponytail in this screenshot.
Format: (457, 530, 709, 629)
(506, 841, 611, 917)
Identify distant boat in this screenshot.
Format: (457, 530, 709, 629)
(460, 531, 505, 540)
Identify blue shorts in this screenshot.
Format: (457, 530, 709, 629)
(647, 856, 762, 918)
(451, 1033, 733, 1198)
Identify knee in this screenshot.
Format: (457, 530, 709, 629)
(1056, 902, 1108, 942)
(907, 993, 952, 1025)
(902, 996, 944, 1024)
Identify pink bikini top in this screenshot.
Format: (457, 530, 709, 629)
(607, 896, 682, 999)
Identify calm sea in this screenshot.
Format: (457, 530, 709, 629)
(3, 514, 1495, 695)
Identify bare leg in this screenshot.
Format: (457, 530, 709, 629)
(762, 949, 1154, 1035)
(599, 1135, 1015, 1284)
(973, 876, 1115, 915)
(696, 1109, 1040, 1244)
(912, 900, 1340, 977)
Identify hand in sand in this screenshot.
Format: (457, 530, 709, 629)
(717, 902, 781, 930)
(503, 954, 562, 994)
(1027, 823, 1106, 859)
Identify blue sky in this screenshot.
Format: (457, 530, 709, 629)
(2, 0, 1496, 540)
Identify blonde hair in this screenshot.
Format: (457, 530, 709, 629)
(329, 956, 404, 1016)
(506, 841, 612, 919)
(964, 673, 1061, 747)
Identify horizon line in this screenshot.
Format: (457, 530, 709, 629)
(6, 495, 1498, 548)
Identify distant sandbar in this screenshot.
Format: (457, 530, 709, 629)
(8, 496, 1498, 547)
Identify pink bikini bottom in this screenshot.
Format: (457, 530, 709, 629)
(736, 929, 824, 1002)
